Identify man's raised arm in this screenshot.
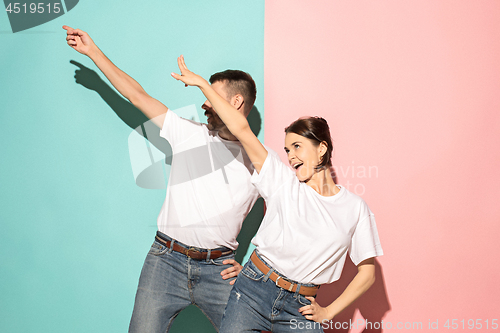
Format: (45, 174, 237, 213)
(63, 25, 166, 127)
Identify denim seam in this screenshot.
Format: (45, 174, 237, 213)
(270, 288, 285, 322)
(195, 304, 219, 332)
(166, 311, 181, 333)
(150, 242, 169, 256)
(187, 259, 196, 304)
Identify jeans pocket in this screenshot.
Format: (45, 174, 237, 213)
(148, 241, 168, 256)
(211, 253, 235, 266)
(240, 260, 265, 281)
(296, 294, 312, 306)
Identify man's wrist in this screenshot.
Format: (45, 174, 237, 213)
(87, 45, 100, 60)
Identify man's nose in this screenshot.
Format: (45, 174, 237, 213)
(202, 99, 212, 109)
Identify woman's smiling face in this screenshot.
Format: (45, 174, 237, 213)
(284, 132, 326, 182)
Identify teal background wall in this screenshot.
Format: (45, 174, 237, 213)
(0, 1, 264, 332)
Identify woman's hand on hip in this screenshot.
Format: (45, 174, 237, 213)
(298, 296, 334, 323)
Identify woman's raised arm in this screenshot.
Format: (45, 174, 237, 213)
(171, 55, 267, 172)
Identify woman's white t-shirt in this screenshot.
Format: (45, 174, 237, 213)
(251, 148, 383, 285)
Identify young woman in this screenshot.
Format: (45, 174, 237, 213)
(172, 56, 383, 333)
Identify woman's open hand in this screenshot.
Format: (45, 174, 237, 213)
(171, 55, 206, 87)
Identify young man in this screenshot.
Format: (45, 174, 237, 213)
(63, 26, 260, 332)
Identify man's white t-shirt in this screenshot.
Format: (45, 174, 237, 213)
(158, 110, 260, 250)
(251, 148, 383, 285)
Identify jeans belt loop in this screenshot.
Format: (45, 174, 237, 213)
(168, 239, 175, 253)
(206, 249, 211, 262)
(294, 284, 301, 297)
(263, 267, 273, 283)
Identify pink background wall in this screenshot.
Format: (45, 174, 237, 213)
(264, 0, 500, 331)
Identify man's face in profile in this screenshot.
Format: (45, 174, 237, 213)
(201, 81, 228, 131)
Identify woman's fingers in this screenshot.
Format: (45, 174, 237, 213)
(180, 55, 188, 70)
(171, 72, 181, 80)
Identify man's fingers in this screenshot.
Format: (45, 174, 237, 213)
(62, 25, 73, 33)
(222, 259, 235, 265)
(63, 26, 86, 37)
(72, 29, 85, 37)
(221, 266, 235, 273)
(222, 269, 237, 276)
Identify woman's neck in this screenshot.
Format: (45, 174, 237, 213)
(306, 167, 339, 197)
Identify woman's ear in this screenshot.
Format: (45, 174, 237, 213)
(319, 141, 328, 158)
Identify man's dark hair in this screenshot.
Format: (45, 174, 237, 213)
(285, 117, 334, 170)
(210, 70, 256, 116)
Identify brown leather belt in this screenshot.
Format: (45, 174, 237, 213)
(250, 252, 320, 297)
(155, 233, 233, 260)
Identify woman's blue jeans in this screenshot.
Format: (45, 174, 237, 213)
(129, 233, 235, 332)
(219, 252, 324, 333)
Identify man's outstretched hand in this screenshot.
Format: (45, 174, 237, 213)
(221, 259, 243, 285)
(63, 25, 96, 56)
(171, 55, 207, 87)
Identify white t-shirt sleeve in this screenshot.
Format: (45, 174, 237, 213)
(159, 109, 201, 148)
(250, 147, 295, 200)
(348, 211, 384, 266)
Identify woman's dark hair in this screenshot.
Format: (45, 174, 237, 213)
(285, 117, 333, 170)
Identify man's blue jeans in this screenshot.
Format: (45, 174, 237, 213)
(129, 232, 235, 333)
(219, 252, 324, 333)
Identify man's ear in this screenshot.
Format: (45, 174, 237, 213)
(231, 94, 244, 111)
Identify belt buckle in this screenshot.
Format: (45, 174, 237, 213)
(186, 247, 199, 259)
(275, 276, 295, 292)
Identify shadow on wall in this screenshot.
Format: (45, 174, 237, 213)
(318, 258, 390, 333)
(71, 60, 262, 145)
(72, 60, 263, 188)
(262, 259, 389, 333)
(70, 60, 264, 333)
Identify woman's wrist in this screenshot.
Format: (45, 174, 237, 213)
(325, 305, 338, 321)
(198, 78, 213, 91)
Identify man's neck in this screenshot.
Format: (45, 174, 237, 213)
(218, 128, 238, 141)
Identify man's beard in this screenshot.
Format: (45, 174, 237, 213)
(205, 111, 224, 131)
(207, 121, 224, 131)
